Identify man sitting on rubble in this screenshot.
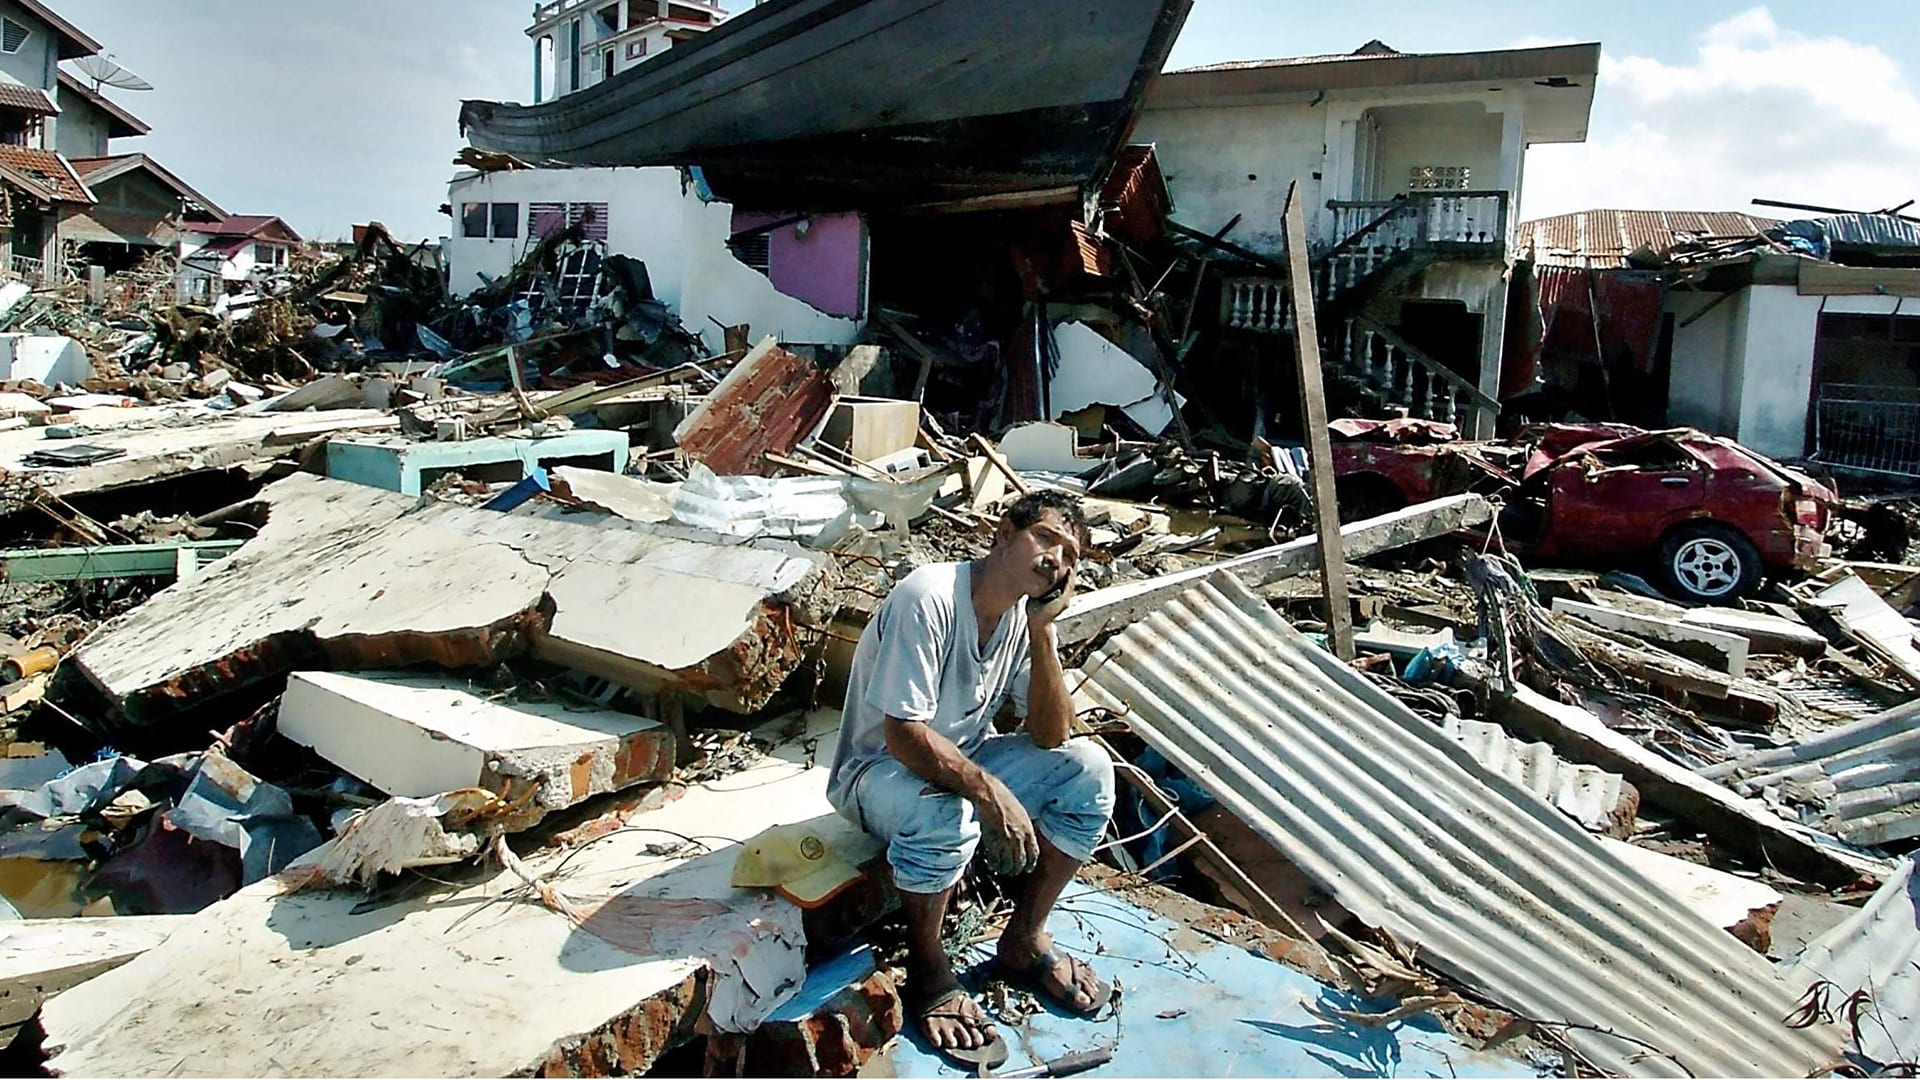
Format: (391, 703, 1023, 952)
(827, 489, 1116, 1069)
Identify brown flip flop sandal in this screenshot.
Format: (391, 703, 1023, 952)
(997, 945, 1114, 1017)
(913, 985, 1009, 1070)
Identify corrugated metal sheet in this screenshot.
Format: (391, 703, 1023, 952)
(1520, 209, 1778, 268)
(673, 339, 837, 477)
(1785, 859, 1919, 1068)
(1700, 700, 1920, 847)
(1810, 213, 1920, 251)
(1444, 716, 1636, 836)
(1078, 574, 1841, 1078)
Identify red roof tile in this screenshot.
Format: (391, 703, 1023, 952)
(182, 214, 301, 243)
(0, 145, 92, 204)
(0, 82, 57, 117)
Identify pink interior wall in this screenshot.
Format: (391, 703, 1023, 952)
(731, 210, 866, 319)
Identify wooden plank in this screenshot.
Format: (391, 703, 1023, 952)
(1486, 684, 1890, 889)
(1552, 598, 1751, 677)
(1281, 182, 1354, 661)
(0, 540, 247, 583)
(1057, 494, 1491, 646)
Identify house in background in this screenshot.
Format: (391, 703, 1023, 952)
(177, 215, 302, 301)
(527, 0, 729, 103)
(68, 154, 224, 270)
(1135, 41, 1601, 436)
(0, 1, 238, 284)
(1516, 208, 1920, 478)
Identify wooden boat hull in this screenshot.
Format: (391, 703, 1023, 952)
(461, 0, 1192, 209)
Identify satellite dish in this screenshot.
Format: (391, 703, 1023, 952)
(70, 55, 154, 92)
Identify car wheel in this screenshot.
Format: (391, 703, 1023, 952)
(1656, 523, 1761, 602)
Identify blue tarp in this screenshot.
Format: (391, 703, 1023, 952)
(825, 886, 1544, 1079)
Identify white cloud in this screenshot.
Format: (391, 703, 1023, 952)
(1522, 7, 1920, 220)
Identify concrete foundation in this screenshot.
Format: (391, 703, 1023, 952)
(325, 429, 630, 496)
(278, 671, 673, 827)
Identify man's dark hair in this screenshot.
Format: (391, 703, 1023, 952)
(1004, 489, 1091, 550)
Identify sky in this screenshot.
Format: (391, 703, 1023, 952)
(51, 1, 1920, 242)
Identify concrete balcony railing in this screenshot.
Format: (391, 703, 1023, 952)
(530, 0, 725, 32)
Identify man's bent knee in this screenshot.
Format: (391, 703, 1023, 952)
(886, 789, 979, 895)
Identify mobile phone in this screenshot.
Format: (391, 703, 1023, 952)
(1032, 574, 1069, 607)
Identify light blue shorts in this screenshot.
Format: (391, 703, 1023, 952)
(832, 734, 1117, 895)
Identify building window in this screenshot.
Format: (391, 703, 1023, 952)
(530, 201, 610, 241)
(461, 202, 490, 239)
(254, 243, 286, 267)
(490, 202, 520, 239)
(627, 39, 647, 59)
(1408, 165, 1472, 192)
(594, 4, 620, 34)
(603, 48, 615, 80)
(1, 19, 28, 55)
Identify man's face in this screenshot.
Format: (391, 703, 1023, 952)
(997, 509, 1082, 599)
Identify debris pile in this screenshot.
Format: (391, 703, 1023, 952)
(0, 5, 1916, 1080)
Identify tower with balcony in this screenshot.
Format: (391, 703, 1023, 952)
(528, 0, 730, 103)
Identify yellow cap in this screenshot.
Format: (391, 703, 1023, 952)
(730, 823, 862, 910)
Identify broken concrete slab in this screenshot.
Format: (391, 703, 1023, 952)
(0, 915, 189, 1028)
(0, 393, 51, 423)
(277, 672, 673, 828)
(71, 473, 833, 732)
(0, 407, 397, 503)
(1049, 321, 1181, 436)
(1058, 494, 1493, 645)
(1354, 622, 1455, 662)
(40, 741, 881, 1077)
(1807, 573, 1920, 689)
(1598, 838, 1781, 952)
(1552, 598, 1750, 677)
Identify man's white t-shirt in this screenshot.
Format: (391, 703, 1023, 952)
(826, 562, 1033, 807)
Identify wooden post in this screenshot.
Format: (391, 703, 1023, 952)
(1281, 182, 1355, 661)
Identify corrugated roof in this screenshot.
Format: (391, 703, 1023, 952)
(1078, 573, 1842, 1078)
(1813, 212, 1920, 251)
(1520, 209, 1778, 268)
(0, 145, 92, 204)
(1785, 859, 1919, 1068)
(1444, 715, 1636, 836)
(1700, 700, 1920, 847)
(672, 339, 836, 477)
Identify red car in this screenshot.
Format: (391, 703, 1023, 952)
(1331, 424, 1837, 602)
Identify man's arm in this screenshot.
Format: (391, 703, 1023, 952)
(1021, 581, 1076, 750)
(886, 718, 1039, 874)
(1021, 624, 1073, 749)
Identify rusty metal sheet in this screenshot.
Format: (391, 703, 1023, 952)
(674, 338, 837, 476)
(1522, 209, 1780, 268)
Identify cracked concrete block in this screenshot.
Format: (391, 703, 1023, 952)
(278, 672, 673, 826)
(72, 473, 833, 736)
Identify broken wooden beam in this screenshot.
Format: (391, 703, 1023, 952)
(1281, 182, 1354, 662)
(1056, 494, 1492, 645)
(1484, 684, 1892, 889)
(1552, 598, 1750, 677)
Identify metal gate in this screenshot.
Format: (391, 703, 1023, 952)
(1814, 382, 1920, 477)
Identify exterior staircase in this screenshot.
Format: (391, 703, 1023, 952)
(1220, 191, 1509, 426)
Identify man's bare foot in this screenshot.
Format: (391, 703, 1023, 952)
(997, 930, 1109, 1014)
(911, 975, 999, 1053)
